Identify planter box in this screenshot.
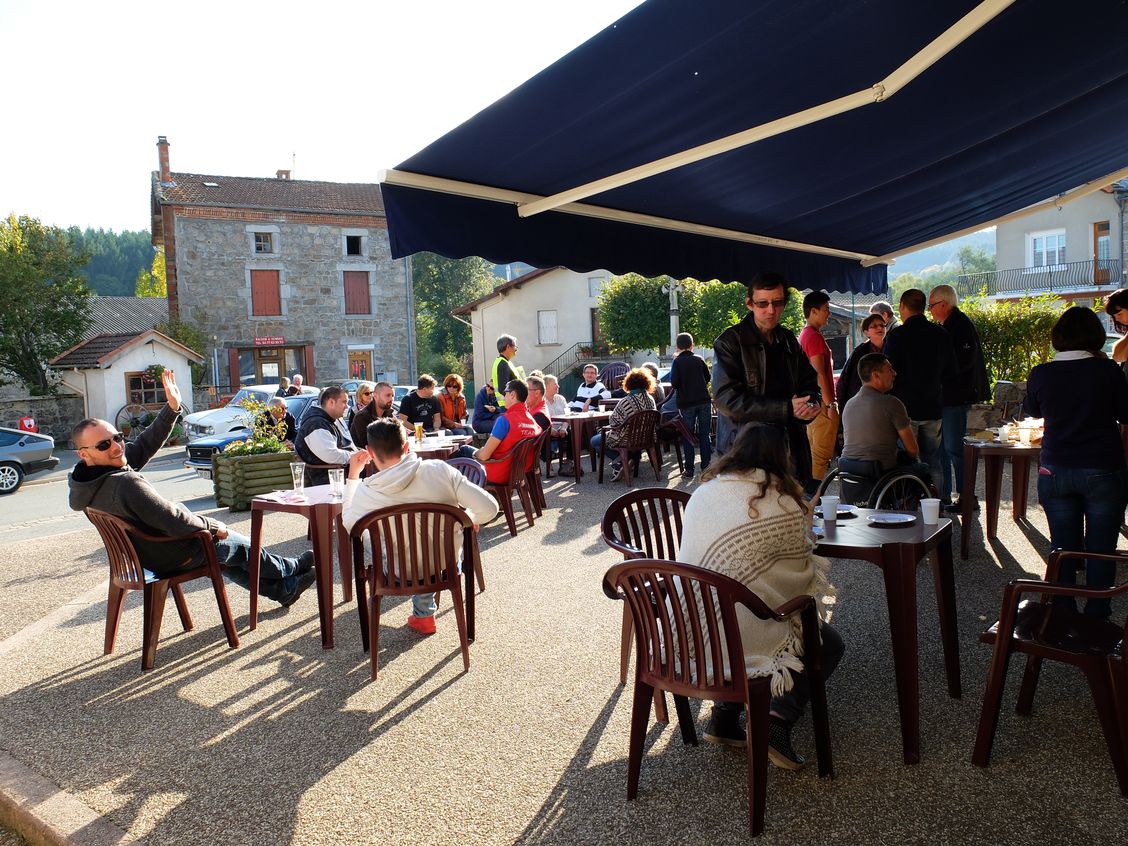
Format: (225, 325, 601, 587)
(212, 451, 295, 511)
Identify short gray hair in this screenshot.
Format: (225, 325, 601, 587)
(930, 284, 958, 307)
(496, 334, 517, 354)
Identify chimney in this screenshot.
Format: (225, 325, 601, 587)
(276, 169, 291, 180)
(157, 136, 171, 184)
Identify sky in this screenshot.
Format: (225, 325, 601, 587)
(0, 0, 644, 234)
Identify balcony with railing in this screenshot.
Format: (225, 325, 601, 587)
(955, 258, 1124, 298)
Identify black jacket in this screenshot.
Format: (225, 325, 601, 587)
(712, 314, 819, 479)
(940, 307, 991, 406)
(883, 314, 957, 420)
(670, 349, 711, 408)
(293, 407, 351, 485)
(836, 339, 879, 411)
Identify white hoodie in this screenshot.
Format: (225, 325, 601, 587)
(342, 451, 498, 533)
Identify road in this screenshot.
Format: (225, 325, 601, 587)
(0, 455, 215, 543)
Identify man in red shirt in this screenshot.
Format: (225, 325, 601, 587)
(798, 290, 837, 487)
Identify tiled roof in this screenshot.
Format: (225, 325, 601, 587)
(51, 334, 142, 368)
(452, 267, 556, 315)
(84, 297, 168, 340)
(155, 172, 386, 216)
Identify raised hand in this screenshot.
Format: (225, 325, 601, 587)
(162, 369, 182, 412)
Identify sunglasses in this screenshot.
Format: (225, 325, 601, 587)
(79, 432, 125, 452)
(751, 298, 787, 309)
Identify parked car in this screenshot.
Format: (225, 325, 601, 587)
(184, 394, 317, 479)
(182, 384, 317, 442)
(0, 427, 59, 494)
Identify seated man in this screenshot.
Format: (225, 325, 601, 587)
(840, 353, 919, 475)
(569, 364, 611, 412)
(472, 383, 502, 435)
(349, 380, 397, 448)
(258, 397, 296, 446)
(398, 374, 443, 433)
(475, 380, 542, 484)
(294, 385, 357, 486)
(342, 418, 498, 636)
(69, 370, 315, 607)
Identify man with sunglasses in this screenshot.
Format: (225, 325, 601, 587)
(712, 271, 821, 483)
(69, 369, 315, 607)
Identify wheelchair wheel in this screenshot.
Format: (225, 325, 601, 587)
(812, 466, 844, 505)
(868, 471, 935, 511)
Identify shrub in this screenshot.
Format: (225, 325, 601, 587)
(221, 398, 290, 456)
(961, 290, 1064, 388)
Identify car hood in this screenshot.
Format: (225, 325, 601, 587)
(182, 407, 253, 427)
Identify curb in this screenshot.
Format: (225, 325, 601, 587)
(22, 451, 187, 490)
(0, 752, 143, 846)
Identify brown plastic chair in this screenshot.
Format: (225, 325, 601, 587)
(598, 361, 630, 392)
(972, 549, 1128, 795)
(525, 428, 552, 516)
(601, 488, 691, 686)
(602, 559, 833, 836)
(350, 503, 477, 680)
(482, 436, 541, 536)
(85, 507, 239, 671)
(444, 457, 487, 593)
(598, 409, 661, 485)
(655, 390, 698, 475)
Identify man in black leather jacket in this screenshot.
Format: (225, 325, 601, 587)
(712, 271, 821, 483)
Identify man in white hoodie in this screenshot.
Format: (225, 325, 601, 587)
(342, 417, 499, 636)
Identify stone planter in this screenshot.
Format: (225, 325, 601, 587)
(212, 451, 295, 511)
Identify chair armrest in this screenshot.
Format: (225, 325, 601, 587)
(123, 524, 214, 547)
(604, 539, 646, 559)
(1047, 548, 1128, 582)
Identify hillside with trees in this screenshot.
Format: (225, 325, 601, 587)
(68, 228, 154, 296)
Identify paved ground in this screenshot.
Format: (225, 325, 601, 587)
(1, 454, 1125, 845)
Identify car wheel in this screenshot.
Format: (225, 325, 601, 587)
(0, 462, 24, 494)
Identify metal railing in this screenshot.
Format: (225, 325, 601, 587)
(956, 259, 1123, 298)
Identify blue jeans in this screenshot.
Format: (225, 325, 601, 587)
(196, 531, 306, 603)
(1037, 465, 1128, 619)
(940, 405, 967, 501)
(680, 403, 713, 473)
(910, 418, 943, 494)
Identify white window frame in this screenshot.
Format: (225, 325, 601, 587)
(537, 309, 559, 345)
(588, 276, 606, 298)
(247, 224, 280, 257)
(341, 228, 368, 259)
(1025, 228, 1066, 272)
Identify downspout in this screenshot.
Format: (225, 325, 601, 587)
(404, 254, 417, 380)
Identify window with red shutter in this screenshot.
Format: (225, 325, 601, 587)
(344, 271, 371, 315)
(251, 270, 281, 316)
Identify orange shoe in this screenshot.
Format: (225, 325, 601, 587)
(407, 615, 437, 636)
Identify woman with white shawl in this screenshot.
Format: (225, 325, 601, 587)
(678, 424, 843, 769)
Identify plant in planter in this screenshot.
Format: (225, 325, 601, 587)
(211, 398, 296, 510)
(143, 363, 166, 384)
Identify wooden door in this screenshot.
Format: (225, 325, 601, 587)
(348, 350, 372, 380)
(1094, 221, 1111, 284)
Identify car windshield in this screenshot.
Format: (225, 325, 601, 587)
(227, 388, 274, 408)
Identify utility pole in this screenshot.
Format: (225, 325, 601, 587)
(661, 276, 686, 351)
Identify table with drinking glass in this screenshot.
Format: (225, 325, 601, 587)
(407, 433, 473, 460)
(814, 508, 959, 765)
(551, 410, 613, 483)
(959, 439, 1041, 559)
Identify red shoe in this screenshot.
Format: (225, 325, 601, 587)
(407, 615, 437, 636)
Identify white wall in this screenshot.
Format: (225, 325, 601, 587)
(57, 341, 197, 423)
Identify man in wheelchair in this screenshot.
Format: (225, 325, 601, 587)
(835, 353, 934, 508)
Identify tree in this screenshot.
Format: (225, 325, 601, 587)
(412, 253, 496, 380)
(957, 245, 995, 276)
(154, 317, 207, 386)
(0, 215, 92, 394)
(597, 273, 671, 352)
(680, 278, 744, 346)
(135, 248, 167, 297)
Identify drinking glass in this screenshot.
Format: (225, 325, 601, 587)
(290, 461, 306, 494)
(328, 468, 345, 499)
(414, 422, 424, 443)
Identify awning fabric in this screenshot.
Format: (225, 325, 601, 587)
(383, 0, 1128, 294)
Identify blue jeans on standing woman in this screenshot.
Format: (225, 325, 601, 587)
(680, 402, 713, 475)
(1037, 464, 1128, 619)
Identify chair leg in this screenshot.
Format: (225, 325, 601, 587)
(171, 583, 194, 631)
(598, 439, 607, 483)
(746, 683, 771, 837)
(141, 581, 170, 671)
(972, 641, 1015, 767)
(493, 488, 518, 536)
(653, 690, 669, 724)
(620, 449, 632, 487)
(369, 593, 382, 681)
(449, 584, 471, 673)
(208, 570, 240, 650)
(517, 484, 536, 528)
(649, 446, 661, 480)
(355, 564, 370, 652)
(619, 606, 633, 684)
(626, 681, 654, 800)
(1015, 655, 1043, 715)
(473, 549, 486, 593)
(104, 582, 128, 655)
(672, 695, 697, 745)
(1083, 664, 1128, 797)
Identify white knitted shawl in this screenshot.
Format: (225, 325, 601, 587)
(677, 469, 834, 696)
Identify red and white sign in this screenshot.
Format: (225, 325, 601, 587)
(254, 336, 284, 347)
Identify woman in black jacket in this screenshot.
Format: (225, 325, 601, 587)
(837, 313, 887, 410)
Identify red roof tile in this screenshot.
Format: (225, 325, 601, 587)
(154, 172, 386, 216)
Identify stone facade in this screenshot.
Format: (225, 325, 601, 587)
(0, 395, 85, 442)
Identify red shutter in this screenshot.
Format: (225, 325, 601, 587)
(251, 270, 281, 316)
(343, 271, 370, 314)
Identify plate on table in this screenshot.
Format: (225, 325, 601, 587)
(813, 503, 857, 518)
(867, 512, 916, 527)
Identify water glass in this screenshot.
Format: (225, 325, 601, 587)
(820, 495, 840, 524)
(920, 497, 941, 524)
(328, 468, 345, 500)
(290, 461, 306, 494)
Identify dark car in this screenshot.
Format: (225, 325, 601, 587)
(0, 427, 59, 494)
(184, 394, 316, 479)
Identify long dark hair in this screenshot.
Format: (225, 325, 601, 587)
(700, 424, 806, 517)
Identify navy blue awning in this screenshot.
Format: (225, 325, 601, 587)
(383, 0, 1128, 294)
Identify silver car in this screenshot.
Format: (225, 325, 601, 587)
(0, 427, 58, 494)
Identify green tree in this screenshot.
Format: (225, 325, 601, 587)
(0, 215, 92, 394)
(73, 228, 154, 295)
(412, 253, 495, 378)
(957, 245, 995, 275)
(135, 248, 167, 297)
(154, 317, 208, 386)
(680, 278, 745, 346)
(597, 273, 671, 352)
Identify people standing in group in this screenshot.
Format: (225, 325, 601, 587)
(837, 314, 887, 410)
(570, 363, 612, 412)
(798, 291, 838, 488)
(1025, 307, 1128, 620)
(881, 288, 957, 491)
(349, 381, 397, 449)
(712, 270, 821, 483)
(869, 300, 897, 332)
(398, 375, 443, 433)
(472, 383, 502, 434)
(492, 335, 525, 409)
(342, 418, 498, 637)
(929, 284, 991, 511)
(287, 374, 303, 396)
(669, 332, 712, 479)
(438, 374, 474, 435)
(678, 424, 842, 769)
(293, 385, 358, 486)
(475, 379, 542, 484)
(591, 367, 658, 482)
(275, 377, 291, 398)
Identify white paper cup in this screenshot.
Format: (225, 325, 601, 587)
(921, 497, 941, 524)
(997, 423, 1011, 443)
(820, 495, 840, 523)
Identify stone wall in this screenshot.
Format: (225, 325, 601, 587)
(0, 395, 86, 442)
(966, 380, 1027, 431)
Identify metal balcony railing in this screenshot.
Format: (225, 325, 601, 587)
(956, 259, 1124, 298)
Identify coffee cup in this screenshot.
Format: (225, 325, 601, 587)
(920, 497, 941, 524)
(820, 495, 840, 524)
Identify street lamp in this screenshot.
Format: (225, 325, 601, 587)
(661, 276, 686, 352)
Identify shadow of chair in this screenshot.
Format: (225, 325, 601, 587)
(349, 503, 476, 680)
(598, 409, 661, 486)
(482, 436, 541, 536)
(445, 457, 488, 593)
(972, 549, 1128, 796)
(602, 558, 833, 836)
(85, 507, 239, 671)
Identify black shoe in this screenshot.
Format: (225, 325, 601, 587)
(767, 717, 806, 770)
(704, 716, 746, 748)
(296, 550, 315, 574)
(279, 568, 317, 608)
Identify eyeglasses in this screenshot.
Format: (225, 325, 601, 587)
(78, 432, 125, 452)
(927, 301, 944, 309)
(750, 298, 787, 310)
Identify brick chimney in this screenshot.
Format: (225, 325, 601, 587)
(157, 136, 172, 185)
(276, 169, 291, 180)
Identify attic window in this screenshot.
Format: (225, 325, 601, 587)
(203, 181, 219, 187)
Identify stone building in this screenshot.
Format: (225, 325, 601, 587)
(149, 136, 414, 391)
